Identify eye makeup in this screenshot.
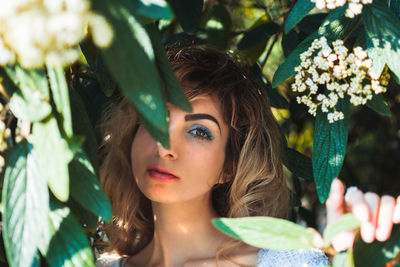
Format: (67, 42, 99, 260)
(187, 125, 214, 141)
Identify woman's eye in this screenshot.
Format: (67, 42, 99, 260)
(188, 126, 214, 141)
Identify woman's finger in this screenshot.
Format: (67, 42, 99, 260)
(326, 178, 345, 224)
(363, 192, 380, 243)
(376, 195, 395, 242)
(393, 195, 400, 224)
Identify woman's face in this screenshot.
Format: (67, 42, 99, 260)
(130, 95, 229, 204)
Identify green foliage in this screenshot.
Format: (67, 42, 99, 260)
(313, 98, 350, 202)
(284, 0, 315, 34)
(366, 94, 391, 117)
(168, 0, 203, 33)
(323, 214, 360, 247)
(237, 22, 280, 50)
(213, 217, 316, 250)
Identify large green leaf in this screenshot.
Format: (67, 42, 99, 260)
(354, 225, 400, 267)
(134, 0, 173, 20)
(31, 117, 73, 202)
(312, 97, 350, 203)
(69, 152, 111, 222)
(47, 66, 73, 138)
(69, 87, 100, 174)
(40, 201, 95, 267)
(237, 22, 280, 50)
(323, 213, 360, 247)
(213, 217, 316, 250)
(366, 93, 391, 117)
(145, 23, 192, 112)
(93, 0, 169, 147)
(205, 4, 232, 50)
(272, 7, 358, 87)
(7, 66, 51, 122)
(333, 250, 354, 267)
(2, 140, 49, 267)
(363, 0, 400, 80)
(284, 0, 315, 34)
(168, 0, 203, 32)
(284, 147, 314, 180)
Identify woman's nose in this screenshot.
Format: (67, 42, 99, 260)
(156, 132, 178, 160)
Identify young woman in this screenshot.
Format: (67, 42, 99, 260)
(96, 46, 400, 267)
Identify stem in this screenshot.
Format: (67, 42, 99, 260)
(261, 34, 279, 68)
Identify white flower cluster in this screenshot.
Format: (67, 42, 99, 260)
(0, 0, 113, 68)
(292, 37, 387, 123)
(311, 0, 373, 18)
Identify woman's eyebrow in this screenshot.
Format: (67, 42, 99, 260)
(184, 113, 221, 132)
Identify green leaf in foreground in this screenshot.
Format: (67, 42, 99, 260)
(354, 225, 400, 267)
(69, 152, 111, 222)
(145, 23, 192, 112)
(323, 213, 360, 247)
(2, 140, 49, 267)
(135, 0, 173, 20)
(366, 93, 391, 117)
(363, 0, 400, 80)
(333, 250, 354, 267)
(284, 0, 315, 34)
(168, 0, 203, 32)
(213, 217, 316, 250)
(31, 117, 73, 202)
(94, 0, 169, 147)
(205, 4, 232, 50)
(312, 97, 350, 203)
(40, 202, 95, 267)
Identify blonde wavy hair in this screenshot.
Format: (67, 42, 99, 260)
(99, 46, 291, 258)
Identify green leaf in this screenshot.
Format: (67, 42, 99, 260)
(47, 65, 73, 138)
(205, 4, 232, 50)
(41, 201, 95, 267)
(312, 97, 350, 203)
(31, 117, 73, 202)
(284, 0, 315, 34)
(238, 22, 280, 50)
(69, 87, 100, 174)
(363, 0, 400, 79)
(333, 250, 355, 267)
(7, 66, 51, 122)
(212, 217, 316, 250)
(354, 225, 400, 267)
(168, 0, 203, 32)
(284, 148, 314, 180)
(390, 0, 400, 19)
(93, 0, 169, 147)
(273, 6, 358, 87)
(135, 0, 173, 20)
(69, 152, 111, 222)
(2, 140, 49, 267)
(366, 93, 391, 117)
(145, 23, 192, 112)
(323, 213, 360, 247)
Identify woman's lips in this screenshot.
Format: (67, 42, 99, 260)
(147, 167, 179, 181)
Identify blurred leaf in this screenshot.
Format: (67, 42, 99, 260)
(282, 30, 300, 58)
(7, 66, 51, 122)
(69, 87, 100, 174)
(40, 201, 95, 267)
(31, 117, 73, 202)
(313, 97, 350, 203)
(251, 64, 289, 109)
(363, 0, 400, 79)
(273, 6, 358, 87)
(69, 152, 111, 222)
(205, 4, 232, 50)
(323, 213, 360, 247)
(366, 93, 391, 117)
(238, 22, 280, 50)
(93, 0, 169, 147)
(145, 23, 192, 112)
(47, 66, 73, 138)
(169, 0, 203, 32)
(213, 217, 316, 250)
(333, 250, 355, 267)
(284, 0, 315, 34)
(354, 225, 400, 267)
(2, 140, 49, 267)
(390, 0, 400, 18)
(297, 14, 328, 35)
(0, 67, 16, 97)
(284, 147, 314, 180)
(135, 0, 173, 20)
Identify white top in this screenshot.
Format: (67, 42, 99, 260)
(96, 248, 330, 267)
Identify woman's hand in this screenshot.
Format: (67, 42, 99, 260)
(326, 178, 400, 252)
